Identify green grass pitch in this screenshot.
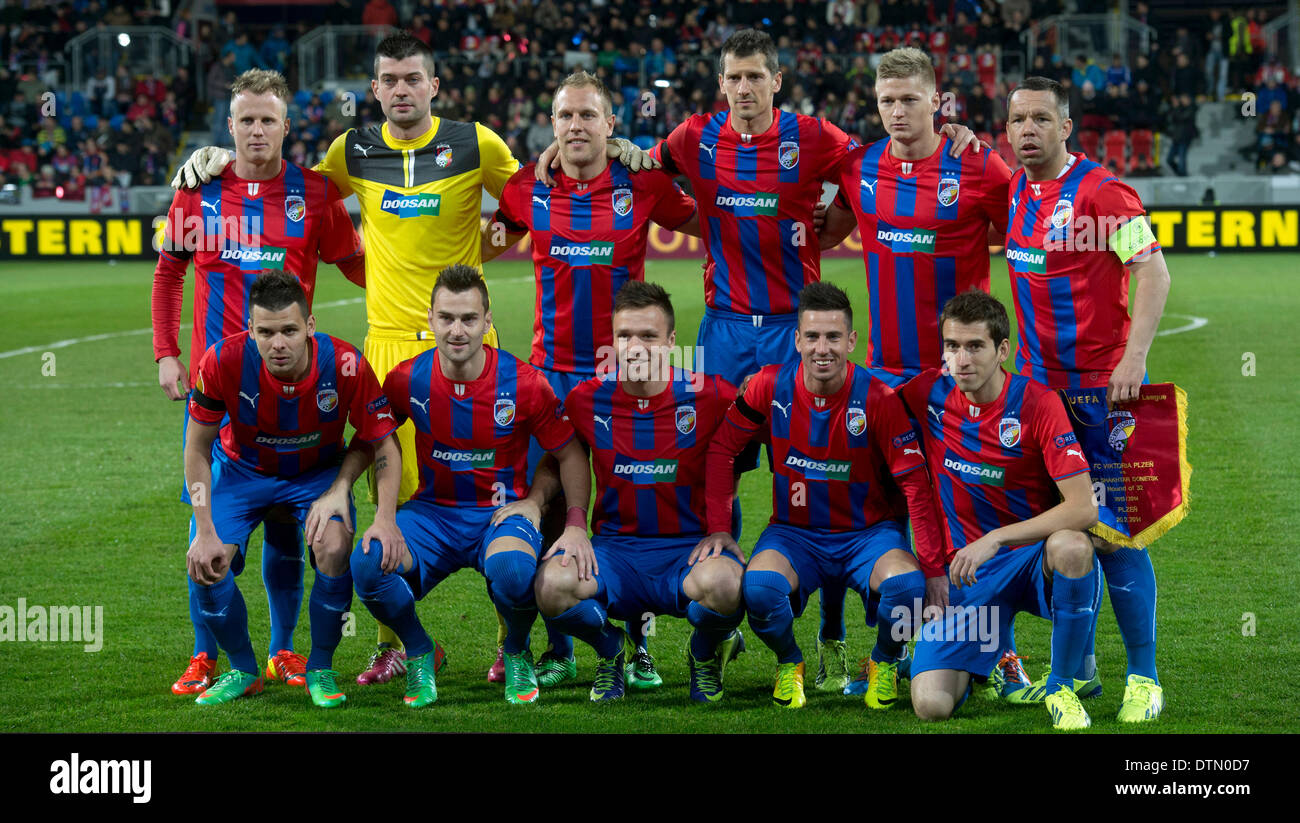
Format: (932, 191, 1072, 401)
(0, 253, 1296, 733)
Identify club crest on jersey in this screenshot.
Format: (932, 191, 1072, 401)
(937, 176, 959, 207)
(846, 407, 867, 436)
(779, 141, 799, 170)
(316, 389, 338, 413)
(675, 405, 696, 435)
(1051, 199, 1073, 229)
(612, 186, 633, 217)
(434, 143, 453, 168)
(494, 398, 516, 427)
(285, 195, 306, 223)
(1107, 409, 1136, 454)
(998, 416, 1021, 448)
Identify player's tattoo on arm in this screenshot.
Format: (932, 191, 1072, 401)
(375, 455, 389, 472)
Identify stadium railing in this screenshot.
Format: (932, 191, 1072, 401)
(64, 26, 195, 92)
(1020, 13, 1157, 69)
(1262, 6, 1300, 73)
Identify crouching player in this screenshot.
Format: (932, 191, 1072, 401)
(899, 291, 1101, 729)
(701, 282, 939, 709)
(350, 265, 593, 706)
(184, 272, 400, 707)
(525, 282, 745, 702)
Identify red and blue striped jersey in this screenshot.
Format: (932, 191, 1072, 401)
(188, 332, 395, 476)
(706, 361, 928, 533)
(492, 161, 696, 374)
(564, 368, 735, 537)
(651, 109, 855, 316)
(840, 136, 1011, 379)
(382, 345, 575, 507)
(1005, 153, 1160, 389)
(899, 368, 1090, 559)
(154, 161, 363, 383)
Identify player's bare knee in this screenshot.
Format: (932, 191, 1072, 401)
(1045, 529, 1094, 577)
(534, 557, 579, 617)
(313, 543, 349, 577)
(685, 558, 743, 614)
(912, 689, 955, 722)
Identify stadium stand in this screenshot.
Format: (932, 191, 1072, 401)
(0, 0, 1297, 209)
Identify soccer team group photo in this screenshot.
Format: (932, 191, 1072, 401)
(1, 0, 1294, 744)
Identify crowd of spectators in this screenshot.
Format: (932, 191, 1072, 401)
(1, 0, 1297, 199)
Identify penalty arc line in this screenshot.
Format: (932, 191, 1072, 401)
(1155, 313, 1209, 337)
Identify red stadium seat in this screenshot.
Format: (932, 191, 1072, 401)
(1078, 129, 1101, 160)
(1104, 130, 1129, 175)
(1130, 129, 1155, 172)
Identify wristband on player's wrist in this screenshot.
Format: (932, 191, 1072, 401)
(565, 506, 588, 528)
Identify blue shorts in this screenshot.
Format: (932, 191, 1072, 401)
(911, 541, 1053, 679)
(697, 308, 799, 472)
(695, 307, 799, 389)
(585, 534, 744, 621)
(189, 449, 351, 576)
(527, 366, 594, 482)
(390, 499, 543, 601)
(751, 519, 909, 624)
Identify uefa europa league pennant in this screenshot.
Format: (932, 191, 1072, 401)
(1060, 384, 1191, 548)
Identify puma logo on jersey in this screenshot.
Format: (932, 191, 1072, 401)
(904, 447, 922, 457)
(201, 199, 218, 213)
(860, 179, 877, 195)
(593, 415, 612, 431)
(354, 144, 372, 157)
(409, 397, 429, 413)
(531, 195, 550, 210)
(1067, 448, 1084, 459)
(927, 404, 944, 423)
(770, 400, 792, 418)
(698, 142, 716, 158)
(377, 412, 394, 422)
(239, 391, 258, 406)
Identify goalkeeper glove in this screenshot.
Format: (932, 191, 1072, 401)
(607, 138, 661, 173)
(170, 146, 234, 190)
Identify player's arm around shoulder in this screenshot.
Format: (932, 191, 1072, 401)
(314, 129, 356, 197)
(476, 121, 522, 199)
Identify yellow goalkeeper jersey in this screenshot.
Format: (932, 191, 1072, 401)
(317, 118, 519, 337)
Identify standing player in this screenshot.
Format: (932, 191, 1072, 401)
(819, 47, 1012, 388)
(815, 46, 1017, 693)
(1003, 77, 1171, 722)
(153, 69, 365, 696)
(899, 291, 1101, 730)
(700, 283, 938, 709)
(540, 31, 981, 691)
(184, 273, 400, 707)
(350, 265, 594, 706)
(482, 70, 700, 690)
